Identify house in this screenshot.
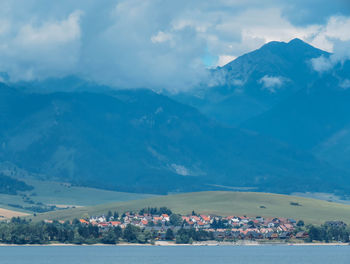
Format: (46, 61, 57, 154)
(279, 232, 291, 239)
(288, 218, 296, 224)
(246, 231, 262, 239)
(153, 216, 163, 224)
(191, 216, 201, 222)
(267, 222, 275, 228)
(140, 220, 148, 226)
(295, 231, 308, 239)
(200, 215, 211, 223)
(213, 229, 226, 240)
(264, 232, 273, 239)
(161, 214, 170, 221)
(109, 221, 122, 227)
(79, 219, 89, 225)
(230, 217, 240, 224)
(256, 216, 264, 223)
(271, 233, 279, 239)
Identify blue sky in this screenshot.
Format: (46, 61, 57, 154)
(0, 0, 349, 91)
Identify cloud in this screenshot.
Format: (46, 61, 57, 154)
(0, 0, 349, 91)
(259, 75, 284, 93)
(151, 31, 173, 44)
(217, 55, 237, 67)
(16, 11, 82, 46)
(311, 16, 350, 52)
(281, 0, 350, 26)
(339, 79, 350, 90)
(0, 10, 82, 81)
(311, 39, 350, 73)
(311, 56, 334, 72)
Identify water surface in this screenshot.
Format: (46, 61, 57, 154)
(1, 245, 349, 264)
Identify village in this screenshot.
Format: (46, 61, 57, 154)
(75, 208, 310, 241)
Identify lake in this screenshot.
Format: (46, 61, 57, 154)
(1, 245, 349, 264)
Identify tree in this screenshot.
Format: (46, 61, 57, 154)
(159, 207, 172, 215)
(297, 220, 305, 227)
(123, 224, 140, 243)
(114, 226, 123, 239)
(176, 233, 190, 244)
(107, 211, 113, 221)
(101, 229, 117, 244)
(113, 211, 119, 220)
(165, 228, 174, 240)
(170, 214, 182, 226)
(308, 225, 322, 242)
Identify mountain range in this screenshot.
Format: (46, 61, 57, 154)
(1, 38, 350, 196)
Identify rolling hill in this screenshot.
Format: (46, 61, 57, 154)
(29, 191, 350, 225)
(0, 178, 155, 212)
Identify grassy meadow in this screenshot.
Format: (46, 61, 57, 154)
(0, 178, 156, 214)
(29, 191, 350, 225)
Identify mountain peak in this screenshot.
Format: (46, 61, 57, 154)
(288, 38, 306, 44)
(260, 38, 316, 51)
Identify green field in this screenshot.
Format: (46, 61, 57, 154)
(0, 178, 156, 213)
(29, 191, 350, 225)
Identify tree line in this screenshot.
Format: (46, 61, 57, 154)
(306, 223, 350, 243)
(0, 217, 212, 245)
(0, 174, 33, 195)
(1, 215, 349, 244)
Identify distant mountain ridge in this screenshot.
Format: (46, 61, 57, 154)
(174, 38, 329, 126)
(1, 38, 350, 196)
(175, 38, 350, 182)
(0, 82, 348, 195)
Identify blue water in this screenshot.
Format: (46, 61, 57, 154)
(0, 245, 349, 264)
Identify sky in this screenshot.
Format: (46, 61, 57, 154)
(0, 0, 350, 91)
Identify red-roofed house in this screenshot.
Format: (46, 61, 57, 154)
(110, 221, 121, 227)
(79, 219, 89, 225)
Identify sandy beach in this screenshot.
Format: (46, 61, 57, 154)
(0, 241, 349, 246)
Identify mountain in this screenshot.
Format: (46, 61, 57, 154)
(174, 38, 350, 187)
(243, 60, 350, 171)
(174, 38, 328, 126)
(0, 82, 347, 195)
(243, 62, 350, 149)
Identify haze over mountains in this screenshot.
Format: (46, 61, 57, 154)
(1, 38, 350, 196)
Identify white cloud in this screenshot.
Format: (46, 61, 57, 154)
(311, 16, 350, 52)
(151, 31, 173, 44)
(171, 164, 189, 176)
(217, 55, 236, 66)
(0, 11, 82, 81)
(311, 39, 350, 73)
(0, 0, 349, 91)
(15, 11, 81, 46)
(259, 75, 284, 93)
(340, 79, 350, 90)
(311, 55, 333, 72)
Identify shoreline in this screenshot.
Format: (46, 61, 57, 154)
(1, 241, 349, 247)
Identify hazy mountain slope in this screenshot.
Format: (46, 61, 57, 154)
(0, 84, 347, 194)
(173, 38, 328, 126)
(243, 61, 350, 150)
(175, 38, 350, 179)
(313, 125, 350, 172)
